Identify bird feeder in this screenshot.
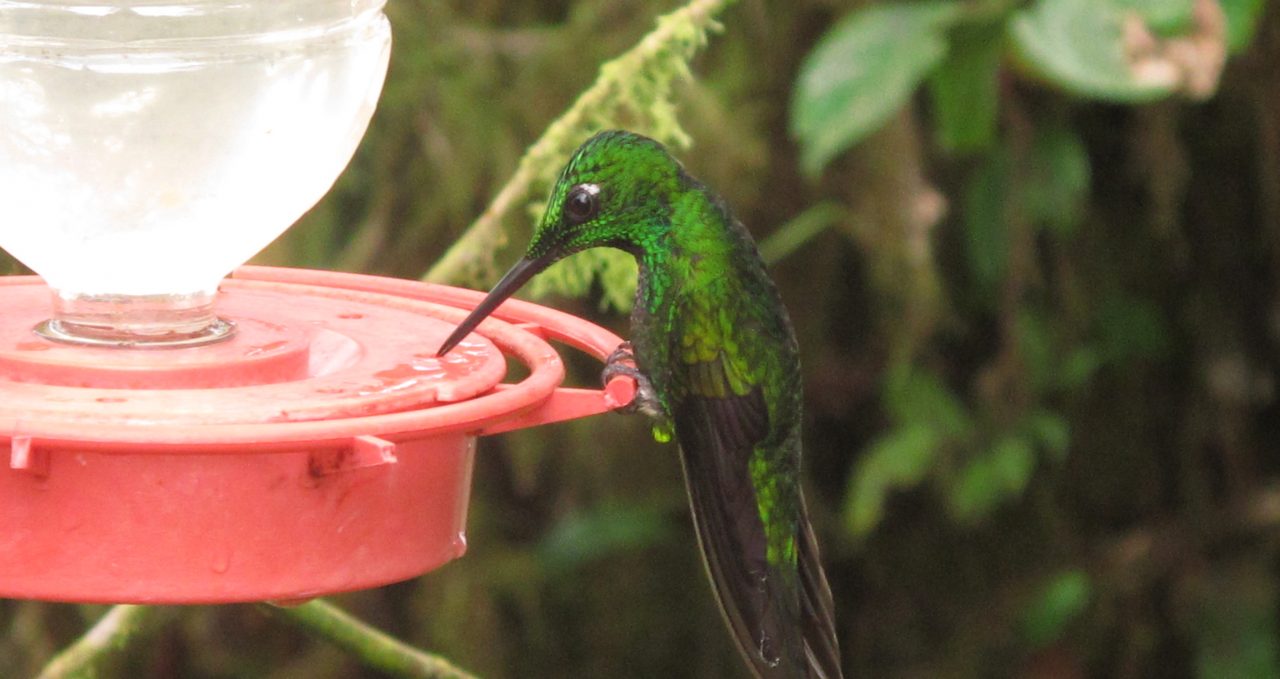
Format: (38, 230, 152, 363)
(0, 0, 633, 603)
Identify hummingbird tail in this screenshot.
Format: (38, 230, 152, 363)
(798, 494, 842, 679)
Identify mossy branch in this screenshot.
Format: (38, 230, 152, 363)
(422, 0, 738, 288)
(261, 599, 479, 679)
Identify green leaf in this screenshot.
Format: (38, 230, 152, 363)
(791, 1, 961, 174)
(845, 423, 941, 536)
(758, 201, 846, 265)
(1026, 409, 1071, 461)
(1095, 293, 1171, 363)
(963, 147, 1013, 297)
(991, 435, 1037, 492)
(1021, 569, 1092, 647)
(949, 435, 1037, 521)
(884, 363, 973, 439)
(1017, 309, 1055, 392)
(849, 364, 974, 535)
(1115, 0, 1196, 35)
(1062, 346, 1103, 389)
(1024, 125, 1091, 237)
(1221, 0, 1267, 53)
(538, 504, 672, 573)
(962, 123, 1090, 305)
(1009, 0, 1177, 103)
(928, 25, 1004, 154)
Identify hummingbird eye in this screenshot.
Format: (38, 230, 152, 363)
(563, 183, 600, 225)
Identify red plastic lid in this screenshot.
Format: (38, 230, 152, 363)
(0, 277, 510, 423)
(0, 267, 634, 603)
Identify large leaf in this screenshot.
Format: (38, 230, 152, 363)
(791, 1, 961, 174)
(1010, 0, 1178, 103)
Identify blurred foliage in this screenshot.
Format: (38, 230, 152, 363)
(7, 0, 1280, 677)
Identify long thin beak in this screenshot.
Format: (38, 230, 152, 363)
(436, 255, 551, 356)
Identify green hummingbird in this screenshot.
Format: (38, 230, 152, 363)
(437, 130, 841, 678)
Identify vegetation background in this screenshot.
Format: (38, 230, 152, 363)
(4, 0, 1280, 676)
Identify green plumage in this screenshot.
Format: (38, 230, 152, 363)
(438, 131, 841, 679)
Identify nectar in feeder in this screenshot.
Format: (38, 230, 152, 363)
(0, 0, 391, 346)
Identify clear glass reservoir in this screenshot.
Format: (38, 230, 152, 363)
(0, 0, 391, 345)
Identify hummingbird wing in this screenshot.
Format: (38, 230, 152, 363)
(671, 349, 842, 679)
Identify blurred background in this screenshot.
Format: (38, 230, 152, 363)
(5, 0, 1280, 676)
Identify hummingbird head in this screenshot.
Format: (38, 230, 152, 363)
(527, 129, 681, 261)
(437, 130, 682, 355)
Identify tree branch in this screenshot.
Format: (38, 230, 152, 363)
(261, 599, 479, 679)
(35, 605, 170, 679)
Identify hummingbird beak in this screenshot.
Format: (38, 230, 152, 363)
(435, 254, 552, 356)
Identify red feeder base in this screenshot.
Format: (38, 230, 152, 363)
(0, 266, 634, 604)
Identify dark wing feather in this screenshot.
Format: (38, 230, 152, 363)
(797, 496, 841, 678)
(672, 360, 842, 678)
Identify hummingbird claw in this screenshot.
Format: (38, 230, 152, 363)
(604, 340, 635, 367)
(602, 341, 662, 418)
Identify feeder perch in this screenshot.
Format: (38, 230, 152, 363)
(0, 1, 634, 603)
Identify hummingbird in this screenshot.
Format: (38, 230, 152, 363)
(436, 130, 842, 678)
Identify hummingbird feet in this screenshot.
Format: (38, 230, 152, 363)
(602, 341, 662, 418)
